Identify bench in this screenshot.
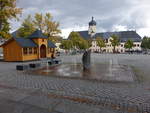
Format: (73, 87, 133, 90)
(29, 63, 41, 68)
(48, 60, 53, 65)
(16, 64, 29, 71)
(52, 59, 61, 64)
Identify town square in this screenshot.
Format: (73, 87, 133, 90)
(0, 0, 150, 113)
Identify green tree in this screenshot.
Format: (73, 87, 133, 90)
(124, 40, 134, 51)
(44, 13, 61, 38)
(18, 13, 61, 38)
(96, 37, 106, 52)
(68, 32, 82, 49)
(110, 35, 120, 53)
(49, 36, 62, 43)
(0, 0, 22, 38)
(141, 36, 150, 50)
(18, 15, 36, 37)
(87, 39, 92, 47)
(78, 38, 89, 50)
(33, 13, 44, 31)
(60, 40, 73, 50)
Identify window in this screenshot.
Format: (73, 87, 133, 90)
(23, 48, 28, 55)
(29, 48, 32, 54)
(34, 48, 37, 54)
(42, 39, 45, 42)
(105, 39, 108, 43)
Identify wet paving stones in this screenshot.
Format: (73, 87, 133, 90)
(0, 54, 150, 112)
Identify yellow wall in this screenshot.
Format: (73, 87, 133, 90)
(47, 48, 56, 58)
(3, 38, 56, 61)
(33, 38, 48, 59)
(22, 48, 38, 61)
(3, 40, 23, 61)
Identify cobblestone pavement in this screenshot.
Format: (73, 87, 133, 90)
(0, 54, 150, 113)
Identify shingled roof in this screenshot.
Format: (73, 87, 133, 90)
(14, 38, 38, 47)
(29, 29, 47, 39)
(47, 40, 56, 48)
(76, 31, 142, 42)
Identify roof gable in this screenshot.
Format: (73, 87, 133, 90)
(29, 29, 47, 39)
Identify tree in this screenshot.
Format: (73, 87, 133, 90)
(49, 36, 62, 43)
(60, 40, 73, 50)
(78, 38, 89, 50)
(87, 39, 92, 47)
(0, 0, 22, 38)
(110, 35, 120, 53)
(141, 36, 150, 50)
(18, 13, 61, 38)
(18, 15, 36, 37)
(96, 37, 106, 52)
(44, 13, 61, 38)
(124, 40, 134, 51)
(68, 32, 82, 49)
(33, 13, 44, 31)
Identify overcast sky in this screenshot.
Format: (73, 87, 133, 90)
(11, 0, 150, 38)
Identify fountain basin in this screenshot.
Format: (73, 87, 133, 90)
(26, 63, 135, 83)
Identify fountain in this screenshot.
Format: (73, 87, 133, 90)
(43, 59, 52, 73)
(27, 51, 135, 83)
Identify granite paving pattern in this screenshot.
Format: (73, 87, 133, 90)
(0, 54, 150, 112)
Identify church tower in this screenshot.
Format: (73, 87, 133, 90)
(88, 17, 96, 37)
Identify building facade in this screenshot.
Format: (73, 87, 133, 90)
(73, 17, 142, 53)
(2, 30, 56, 62)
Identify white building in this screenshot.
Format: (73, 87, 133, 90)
(72, 17, 142, 53)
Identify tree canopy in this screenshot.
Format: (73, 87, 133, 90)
(124, 40, 134, 50)
(18, 13, 61, 40)
(96, 37, 106, 50)
(68, 32, 89, 50)
(110, 35, 120, 53)
(0, 0, 22, 39)
(60, 40, 73, 50)
(141, 36, 150, 49)
(18, 15, 36, 38)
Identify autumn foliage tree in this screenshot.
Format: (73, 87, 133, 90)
(18, 13, 61, 41)
(96, 37, 106, 52)
(0, 0, 22, 38)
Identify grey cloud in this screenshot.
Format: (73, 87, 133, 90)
(14, 0, 150, 34)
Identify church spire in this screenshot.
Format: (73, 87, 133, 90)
(88, 17, 96, 36)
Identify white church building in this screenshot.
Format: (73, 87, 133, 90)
(73, 17, 142, 53)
